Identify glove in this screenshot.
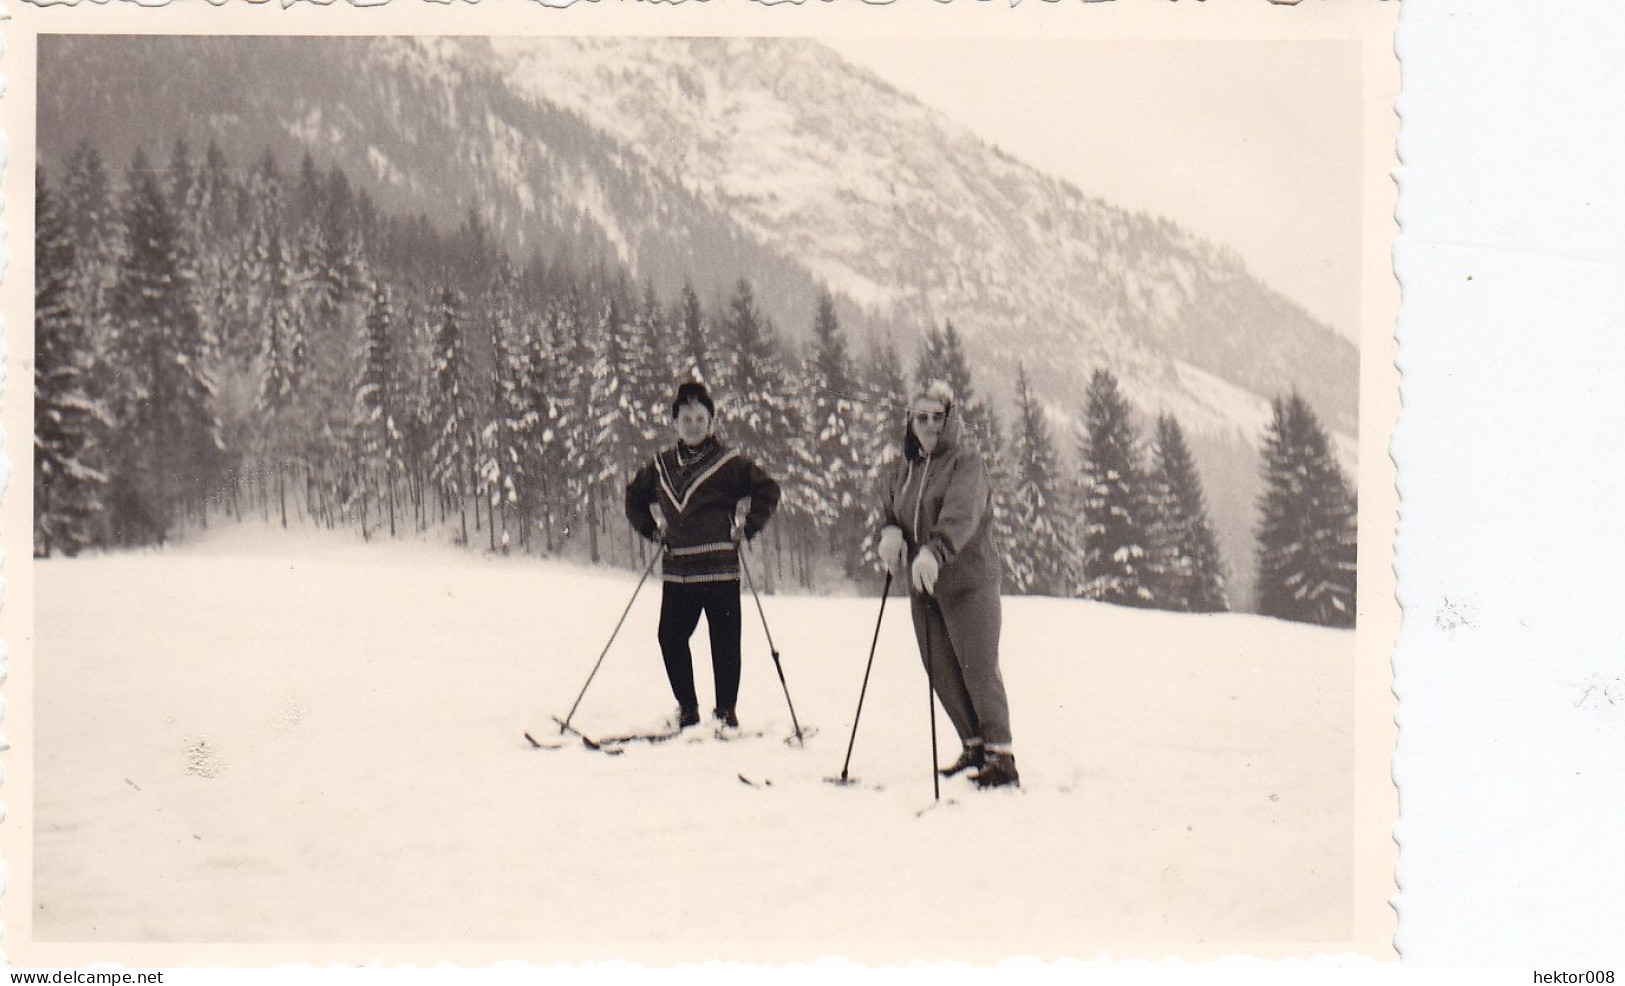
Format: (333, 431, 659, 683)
(878, 526, 906, 574)
(650, 505, 669, 544)
(911, 546, 940, 594)
(731, 501, 751, 544)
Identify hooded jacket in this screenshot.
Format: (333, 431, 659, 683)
(880, 414, 1003, 595)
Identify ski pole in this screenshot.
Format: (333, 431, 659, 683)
(838, 572, 893, 783)
(925, 593, 940, 802)
(737, 545, 806, 747)
(558, 542, 662, 735)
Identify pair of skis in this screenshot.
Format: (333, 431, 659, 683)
(530, 715, 680, 756)
(530, 715, 774, 756)
(543, 539, 807, 757)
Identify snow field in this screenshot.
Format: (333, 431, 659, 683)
(34, 525, 1355, 956)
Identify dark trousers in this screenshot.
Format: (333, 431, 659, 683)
(657, 580, 743, 714)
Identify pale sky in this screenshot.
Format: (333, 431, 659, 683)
(823, 38, 1364, 341)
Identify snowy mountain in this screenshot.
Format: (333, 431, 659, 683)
(480, 36, 1359, 443)
(36, 34, 831, 341)
(37, 34, 1356, 447)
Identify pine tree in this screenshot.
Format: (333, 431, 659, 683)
(257, 224, 307, 413)
(982, 401, 1023, 590)
(60, 142, 122, 454)
(256, 214, 308, 529)
(1005, 365, 1073, 595)
(163, 138, 216, 405)
(1147, 413, 1229, 613)
(531, 299, 582, 553)
(61, 141, 120, 334)
(397, 294, 437, 533)
(768, 349, 819, 588)
(292, 151, 324, 241)
(188, 140, 243, 364)
(567, 293, 631, 564)
(937, 321, 986, 429)
(1255, 393, 1357, 627)
(626, 283, 670, 454)
(356, 278, 404, 538)
(168, 138, 195, 220)
(429, 286, 475, 545)
(244, 150, 294, 372)
(498, 309, 547, 552)
(805, 290, 864, 571)
(719, 278, 784, 458)
(311, 166, 358, 326)
(193, 140, 238, 243)
(589, 296, 640, 479)
(860, 334, 908, 574)
(711, 283, 794, 585)
(481, 290, 524, 552)
(34, 168, 110, 557)
(676, 279, 709, 384)
(107, 148, 225, 544)
(915, 322, 948, 391)
(1078, 368, 1155, 607)
(288, 169, 359, 533)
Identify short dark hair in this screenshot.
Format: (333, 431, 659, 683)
(672, 381, 716, 418)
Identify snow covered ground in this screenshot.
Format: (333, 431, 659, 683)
(33, 525, 1355, 957)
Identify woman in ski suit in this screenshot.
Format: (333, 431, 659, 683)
(875, 381, 1019, 788)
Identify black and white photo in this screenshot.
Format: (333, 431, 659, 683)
(3, 2, 1401, 966)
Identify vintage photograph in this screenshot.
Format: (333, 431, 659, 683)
(5, 2, 1399, 965)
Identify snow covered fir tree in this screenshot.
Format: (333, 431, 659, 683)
(1077, 369, 1157, 608)
(104, 148, 227, 546)
(803, 290, 868, 578)
(32, 170, 109, 558)
(33, 124, 1358, 627)
(1254, 394, 1359, 628)
(1147, 414, 1230, 613)
(1004, 365, 1074, 595)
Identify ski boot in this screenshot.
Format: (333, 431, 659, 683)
(713, 707, 740, 734)
(973, 749, 1020, 789)
(668, 705, 701, 732)
(938, 741, 985, 778)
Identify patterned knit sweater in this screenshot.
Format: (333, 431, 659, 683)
(624, 437, 782, 584)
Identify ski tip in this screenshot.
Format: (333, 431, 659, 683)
(523, 731, 567, 751)
(545, 716, 629, 755)
(914, 798, 960, 818)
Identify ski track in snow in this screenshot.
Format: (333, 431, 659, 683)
(34, 524, 1356, 954)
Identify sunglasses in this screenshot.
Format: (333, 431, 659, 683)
(911, 410, 947, 425)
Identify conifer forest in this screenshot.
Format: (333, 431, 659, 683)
(34, 139, 1358, 626)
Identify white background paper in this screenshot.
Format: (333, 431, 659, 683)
(1394, 0, 1625, 967)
